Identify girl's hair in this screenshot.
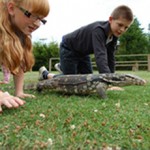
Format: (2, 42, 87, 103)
(0, 0, 50, 74)
(111, 5, 134, 22)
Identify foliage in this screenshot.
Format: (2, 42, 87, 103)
(32, 41, 59, 71)
(117, 18, 150, 55)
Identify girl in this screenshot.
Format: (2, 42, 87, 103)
(0, 64, 11, 84)
(0, 0, 50, 112)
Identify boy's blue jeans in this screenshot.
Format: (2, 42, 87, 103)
(60, 42, 93, 74)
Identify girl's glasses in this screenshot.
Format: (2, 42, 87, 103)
(18, 6, 47, 25)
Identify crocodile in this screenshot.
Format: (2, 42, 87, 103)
(36, 73, 146, 99)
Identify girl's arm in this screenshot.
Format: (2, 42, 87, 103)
(13, 69, 35, 98)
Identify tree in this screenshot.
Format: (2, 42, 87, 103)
(117, 18, 150, 55)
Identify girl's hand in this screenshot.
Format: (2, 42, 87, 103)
(0, 91, 25, 112)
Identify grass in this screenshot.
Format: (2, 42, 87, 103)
(0, 71, 150, 150)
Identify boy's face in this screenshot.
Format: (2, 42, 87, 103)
(109, 16, 133, 37)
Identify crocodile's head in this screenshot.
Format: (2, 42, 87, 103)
(123, 74, 146, 85)
(103, 74, 146, 86)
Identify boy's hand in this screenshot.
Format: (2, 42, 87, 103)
(107, 86, 124, 91)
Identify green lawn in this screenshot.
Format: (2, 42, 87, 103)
(0, 71, 150, 150)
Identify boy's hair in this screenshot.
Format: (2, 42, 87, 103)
(111, 5, 133, 21)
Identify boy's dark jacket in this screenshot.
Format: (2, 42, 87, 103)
(62, 21, 118, 73)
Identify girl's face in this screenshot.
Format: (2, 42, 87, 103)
(7, 2, 46, 36)
(109, 16, 133, 37)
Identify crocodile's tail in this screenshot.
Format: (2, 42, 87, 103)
(24, 83, 44, 92)
(0, 83, 38, 92)
(23, 83, 37, 90)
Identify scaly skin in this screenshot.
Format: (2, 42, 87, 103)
(36, 73, 146, 99)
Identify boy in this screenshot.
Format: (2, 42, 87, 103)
(39, 5, 133, 80)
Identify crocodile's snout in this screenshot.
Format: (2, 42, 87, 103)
(125, 74, 146, 85)
(137, 79, 147, 85)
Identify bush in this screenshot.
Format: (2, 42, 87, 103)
(32, 41, 59, 71)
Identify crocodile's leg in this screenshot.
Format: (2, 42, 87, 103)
(36, 81, 45, 92)
(96, 83, 108, 99)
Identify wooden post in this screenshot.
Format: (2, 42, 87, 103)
(132, 62, 139, 71)
(49, 58, 52, 72)
(148, 54, 150, 71)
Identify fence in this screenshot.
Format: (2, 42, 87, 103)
(115, 54, 150, 71)
(49, 54, 150, 72)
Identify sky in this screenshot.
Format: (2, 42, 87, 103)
(32, 0, 150, 43)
